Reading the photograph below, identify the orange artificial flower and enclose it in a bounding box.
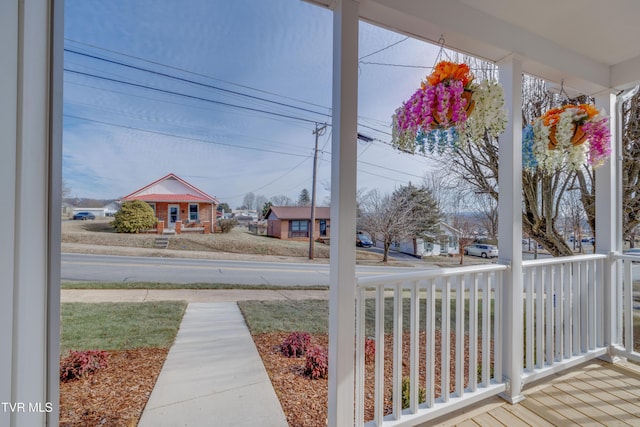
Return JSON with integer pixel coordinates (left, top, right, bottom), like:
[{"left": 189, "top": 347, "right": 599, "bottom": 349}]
[
  {"left": 542, "top": 104, "right": 599, "bottom": 126},
  {"left": 427, "top": 61, "right": 473, "bottom": 87},
  {"left": 576, "top": 103, "right": 598, "bottom": 119}
]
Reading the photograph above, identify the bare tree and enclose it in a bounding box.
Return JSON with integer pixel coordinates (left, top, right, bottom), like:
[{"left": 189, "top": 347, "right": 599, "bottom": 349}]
[
  {"left": 450, "top": 214, "right": 478, "bottom": 265},
  {"left": 473, "top": 192, "right": 498, "bottom": 240},
  {"left": 622, "top": 88, "right": 640, "bottom": 247},
  {"left": 271, "top": 194, "right": 293, "bottom": 206},
  {"left": 255, "top": 195, "right": 267, "bottom": 214},
  {"left": 560, "top": 187, "right": 587, "bottom": 252},
  {"left": 358, "top": 186, "right": 438, "bottom": 263},
  {"left": 242, "top": 192, "right": 256, "bottom": 210}
]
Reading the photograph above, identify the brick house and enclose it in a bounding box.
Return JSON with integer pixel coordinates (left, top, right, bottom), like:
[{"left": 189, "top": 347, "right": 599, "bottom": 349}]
[
  {"left": 122, "top": 173, "right": 218, "bottom": 234},
  {"left": 265, "top": 206, "right": 330, "bottom": 240}
]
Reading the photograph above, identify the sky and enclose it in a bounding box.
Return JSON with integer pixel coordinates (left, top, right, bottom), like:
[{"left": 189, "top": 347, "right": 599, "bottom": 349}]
[{"left": 63, "top": 0, "right": 443, "bottom": 209}]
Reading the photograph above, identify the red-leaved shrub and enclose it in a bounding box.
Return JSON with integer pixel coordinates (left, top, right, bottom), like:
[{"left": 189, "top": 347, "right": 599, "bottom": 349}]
[
  {"left": 304, "top": 345, "right": 328, "bottom": 380},
  {"left": 60, "top": 350, "right": 109, "bottom": 382},
  {"left": 280, "top": 331, "right": 311, "bottom": 358}
]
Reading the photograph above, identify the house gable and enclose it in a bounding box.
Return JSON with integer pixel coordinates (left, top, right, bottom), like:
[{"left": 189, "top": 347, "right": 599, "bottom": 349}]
[{"left": 122, "top": 173, "right": 218, "bottom": 204}]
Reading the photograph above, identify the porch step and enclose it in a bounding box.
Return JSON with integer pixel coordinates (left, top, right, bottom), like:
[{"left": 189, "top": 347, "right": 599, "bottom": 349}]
[{"left": 155, "top": 236, "right": 170, "bottom": 249}]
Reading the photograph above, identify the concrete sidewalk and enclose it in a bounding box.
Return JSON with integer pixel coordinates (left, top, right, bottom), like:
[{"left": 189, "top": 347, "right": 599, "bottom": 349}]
[
  {"left": 61, "top": 288, "right": 328, "bottom": 303},
  {"left": 137, "top": 302, "right": 288, "bottom": 427}
]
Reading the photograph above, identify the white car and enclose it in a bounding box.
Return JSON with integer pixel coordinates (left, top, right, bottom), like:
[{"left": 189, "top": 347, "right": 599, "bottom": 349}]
[{"left": 464, "top": 244, "right": 499, "bottom": 258}]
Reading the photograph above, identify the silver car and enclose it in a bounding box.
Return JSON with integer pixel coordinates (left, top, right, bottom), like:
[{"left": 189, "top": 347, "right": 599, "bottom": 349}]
[{"left": 464, "top": 243, "right": 498, "bottom": 258}]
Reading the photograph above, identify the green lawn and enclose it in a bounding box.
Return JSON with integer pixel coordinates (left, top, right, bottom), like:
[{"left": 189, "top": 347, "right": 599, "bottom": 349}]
[
  {"left": 61, "top": 281, "right": 328, "bottom": 290},
  {"left": 60, "top": 301, "right": 187, "bottom": 354},
  {"left": 238, "top": 297, "right": 486, "bottom": 336}
]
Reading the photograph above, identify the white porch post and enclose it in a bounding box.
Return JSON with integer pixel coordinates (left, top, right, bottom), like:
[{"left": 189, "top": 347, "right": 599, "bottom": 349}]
[
  {"left": 0, "top": 1, "right": 63, "bottom": 426},
  {"left": 497, "top": 56, "right": 524, "bottom": 403},
  {"left": 595, "top": 91, "right": 622, "bottom": 357},
  {"left": 328, "top": 1, "right": 359, "bottom": 426}
]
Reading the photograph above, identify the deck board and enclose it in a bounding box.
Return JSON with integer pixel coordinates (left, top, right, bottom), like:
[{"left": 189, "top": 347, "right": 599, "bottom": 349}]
[
  {"left": 430, "top": 361, "right": 640, "bottom": 427},
  {"left": 484, "top": 406, "right": 530, "bottom": 427},
  {"left": 553, "top": 381, "right": 636, "bottom": 425},
  {"left": 502, "top": 403, "right": 555, "bottom": 427}
]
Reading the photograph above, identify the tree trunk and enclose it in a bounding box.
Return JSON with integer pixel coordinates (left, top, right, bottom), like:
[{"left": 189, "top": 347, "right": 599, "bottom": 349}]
[{"left": 383, "top": 241, "right": 390, "bottom": 263}]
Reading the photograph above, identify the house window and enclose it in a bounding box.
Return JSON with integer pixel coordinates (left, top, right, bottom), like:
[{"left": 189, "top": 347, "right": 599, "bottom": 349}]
[
  {"left": 319, "top": 219, "right": 327, "bottom": 236},
  {"left": 289, "top": 220, "right": 309, "bottom": 238},
  {"left": 189, "top": 204, "right": 199, "bottom": 221},
  {"left": 148, "top": 203, "right": 156, "bottom": 216}
]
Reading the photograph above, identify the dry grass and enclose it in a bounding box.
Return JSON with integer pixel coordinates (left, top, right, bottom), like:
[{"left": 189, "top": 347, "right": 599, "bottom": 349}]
[{"left": 61, "top": 218, "right": 387, "bottom": 263}]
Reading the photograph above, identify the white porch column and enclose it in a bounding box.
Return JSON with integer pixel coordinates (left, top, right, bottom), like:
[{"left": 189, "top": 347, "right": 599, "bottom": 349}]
[
  {"left": 595, "top": 91, "right": 622, "bottom": 357},
  {"left": 328, "top": 1, "right": 359, "bottom": 426},
  {"left": 0, "top": 1, "right": 63, "bottom": 426},
  {"left": 497, "top": 56, "right": 524, "bottom": 403}
]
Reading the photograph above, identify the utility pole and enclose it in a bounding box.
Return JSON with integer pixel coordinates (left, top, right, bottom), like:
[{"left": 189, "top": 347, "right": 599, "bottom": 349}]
[{"left": 309, "top": 122, "right": 327, "bottom": 259}]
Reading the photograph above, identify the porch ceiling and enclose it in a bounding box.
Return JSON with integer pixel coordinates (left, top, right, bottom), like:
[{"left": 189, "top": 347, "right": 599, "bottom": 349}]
[{"left": 307, "top": 0, "right": 640, "bottom": 95}]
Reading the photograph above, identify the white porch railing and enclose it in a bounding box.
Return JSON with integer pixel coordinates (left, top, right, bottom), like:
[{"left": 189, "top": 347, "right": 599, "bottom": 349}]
[
  {"left": 613, "top": 254, "right": 640, "bottom": 363},
  {"left": 355, "top": 264, "right": 507, "bottom": 426},
  {"left": 354, "top": 252, "right": 638, "bottom": 426},
  {"left": 520, "top": 254, "right": 609, "bottom": 385}
]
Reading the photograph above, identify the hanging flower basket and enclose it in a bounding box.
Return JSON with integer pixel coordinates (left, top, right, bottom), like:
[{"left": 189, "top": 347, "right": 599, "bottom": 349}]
[
  {"left": 392, "top": 60, "right": 506, "bottom": 154},
  {"left": 548, "top": 122, "right": 587, "bottom": 149},
  {"left": 527, "top": 103, "right": 611, "bottom": 172}
]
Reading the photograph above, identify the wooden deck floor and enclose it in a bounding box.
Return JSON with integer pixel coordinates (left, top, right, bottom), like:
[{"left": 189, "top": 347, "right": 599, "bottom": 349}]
[{"left": 432, "top": 361, "right": 640, "bottom": 426}]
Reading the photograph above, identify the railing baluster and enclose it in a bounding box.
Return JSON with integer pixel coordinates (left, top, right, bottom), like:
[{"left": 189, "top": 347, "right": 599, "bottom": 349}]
[
  {"left": 564, "top": 260, "right": 572, "bottom": 359},
  {"left": 493, "top": 270, "right": 502, "bottom": 383},
  {"left": 455, "top": 275, "right": 464, "bottom": 397},
  {"left": 624, "top": 259, "right": 633, "bottom": 353},
  {"left": 442, "top": 277, "right": 451, "bottom": 402},
  {"left": 588, "top": 259, "right": 596, "bottom": 350},
  {"left": 572, "top": 262, "right": 580, "bottom": 355},
  {"left": 426, "top": 279, "right": 435, "bottom": 408},
  {"left": 536, "top": 265, "right": 544, "bottom": 369},
  {"left": 554, "top": 264, "right": 563, "bottom": 362},
  {"left": 469, "top": 273, "right": 478, "bottom": 393},
  {"left": 525, "top": 267, "right": 534, "bottom": 371},
  {"left": 409, "top": 280, "right": 419, "bottom": 414},
  {"left": 580, "top": 261, "right": 587, "bottom": 353},
  {"left": 545, "top": 265, "right": 553, "bottom": 366},
  {"left": 355, "top": 286, "right": 365, "bottom": 427},
  {"left": 374, "top": 285, "right": 384, "bottom": 425},
  {"left": 482, "top": 273, "right": 490, "bottom": 387},
  {"left": 596, "top": 258, "right": 604, "bottom": 347},
  {"left": 392, "top": 284, "right": 402, "bottom": 419}
]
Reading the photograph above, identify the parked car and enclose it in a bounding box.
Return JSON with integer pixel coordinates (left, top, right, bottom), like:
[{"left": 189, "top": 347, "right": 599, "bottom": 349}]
[
  {"left": 356, "top": 232, "right": 373, "bottom": 247},
  {"left": 464, "top": 243, "right": 498, "bottom": 258},
  {"left": 73, "top": 211, "right": 96, "bottom": 220},
  {"left": 623, "top": 248, "right": 640, "bottom": 256}
]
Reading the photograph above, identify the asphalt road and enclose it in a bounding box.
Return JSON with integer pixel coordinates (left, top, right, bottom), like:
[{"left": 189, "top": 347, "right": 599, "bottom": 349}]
[{"left": 61, "top": 253, "right": 433, "bottom": 286}]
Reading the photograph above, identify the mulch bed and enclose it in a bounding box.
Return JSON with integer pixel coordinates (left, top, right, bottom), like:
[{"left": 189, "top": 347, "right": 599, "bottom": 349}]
[
  {"left": 58, "top": 332, "right": 493, "bottom": 427},
  {"left": 253, "top": 331, "right": 488, "bottom": 427},
  {"left": 59, "top": 348, "right": 167, "bottom": 427}
]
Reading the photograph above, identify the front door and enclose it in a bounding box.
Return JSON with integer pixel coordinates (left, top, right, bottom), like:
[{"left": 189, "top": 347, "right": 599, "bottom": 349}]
[{"left": 168, "top": 204, "right": 179, "bottom": 229}]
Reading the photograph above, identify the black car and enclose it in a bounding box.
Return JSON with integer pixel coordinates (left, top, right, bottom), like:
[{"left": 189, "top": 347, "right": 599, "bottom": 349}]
[
  {"left": 73, "top": 211, "right": 96, "bottom": 220},
  {"left": 356, "top": 233, "right": 373, "bottom": 247}
]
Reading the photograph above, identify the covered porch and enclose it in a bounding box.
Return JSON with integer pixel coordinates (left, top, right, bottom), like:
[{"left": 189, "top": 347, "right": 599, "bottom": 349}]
[
  {"left": 312, "top": 0, "right": 640, "bottom": 426},
  {"left": 2, "top": 1, "right": 640, "bottom": 426}
]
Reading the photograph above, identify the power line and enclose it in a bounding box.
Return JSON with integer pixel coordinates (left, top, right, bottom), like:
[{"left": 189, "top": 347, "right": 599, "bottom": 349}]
[
  {"left": 64, "top": 43, "right": 395, "bottom": 137},
  {"left": 65, "top": 68, "right": 323, "bottom": 125},
  {"left": 64, "top": 114, "right": 314, "bottom": 158},
  {"left": 65, "top": 38, "right": 333, "bottom": 112},
  {"left": 65, "top": 48, "right": 333, "bottom": 119}
]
